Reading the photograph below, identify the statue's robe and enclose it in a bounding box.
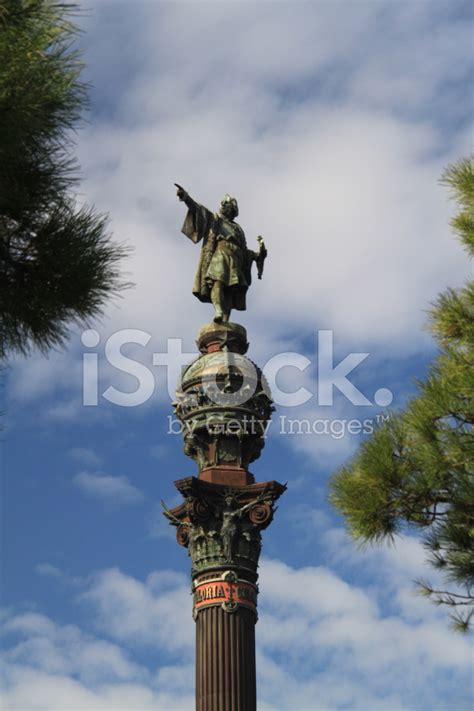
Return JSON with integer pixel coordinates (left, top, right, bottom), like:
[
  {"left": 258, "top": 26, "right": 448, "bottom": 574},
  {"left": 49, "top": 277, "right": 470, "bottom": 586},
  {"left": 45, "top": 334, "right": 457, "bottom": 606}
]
[{"left": 181, "top": 200, "right": 255, "bottom": 311}]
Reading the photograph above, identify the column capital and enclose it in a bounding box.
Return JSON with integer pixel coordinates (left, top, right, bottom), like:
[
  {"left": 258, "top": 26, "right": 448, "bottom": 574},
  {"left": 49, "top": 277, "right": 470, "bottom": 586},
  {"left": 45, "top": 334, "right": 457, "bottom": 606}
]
[{"left": 163, "top": 477, "right": 286, "bottom": 582}]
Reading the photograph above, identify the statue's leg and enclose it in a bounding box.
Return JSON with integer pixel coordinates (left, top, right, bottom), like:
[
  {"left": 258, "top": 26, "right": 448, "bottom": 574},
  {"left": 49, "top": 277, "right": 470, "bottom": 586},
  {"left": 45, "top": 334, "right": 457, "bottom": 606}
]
[
  {"left": 211, "top": 280, "right": 224, "bottom": 323},
  {"left": 222, "top": 287, "right": 232, "bottom": 323}
]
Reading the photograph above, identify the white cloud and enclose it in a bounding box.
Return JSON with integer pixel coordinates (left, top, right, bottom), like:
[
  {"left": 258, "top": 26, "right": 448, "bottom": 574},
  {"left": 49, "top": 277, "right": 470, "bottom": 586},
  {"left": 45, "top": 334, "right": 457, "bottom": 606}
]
[
  {"left": 0, "top": 666, "right": 194, "bottom": 711},
  {"left": 288, "top": 506, "right": 471, "bottom": 627},
  {"left": 0, "top": 610, "right": 194, "bottom": 709},
  {"left": 35, "top": 563, "right": 62, "bottom": 580},
  {"left": 6, "top": 2, "right": 471, "bottom": 445},
  {"left": 73, "top": 471, "right": 145, "bottom": 506},
  {"left": 2, "top": 549, "right": 472, "bottom": 710},
  {"left": 2, "top": 613, "right": 142, "bottom": 686},
  {"left": 10, "top": 0, "right": 466, "bottom": 455},
  {"left": 46, "top": 398, "right": 83, "bottom": 421},
  {"left": 81, "top": 567, "right": 193, "bottom": 655},
  {"left": 69, "top": 447, "right": 103, "bottom": 467},
  {"left": 256, "top": 556, "right": 472, "bottom": 709},
  {"left": 6, "top": 349, "right": 82, "bottom": 403},
  {"left": 74, "top": 0, "right": 470, "bottom": 353}
]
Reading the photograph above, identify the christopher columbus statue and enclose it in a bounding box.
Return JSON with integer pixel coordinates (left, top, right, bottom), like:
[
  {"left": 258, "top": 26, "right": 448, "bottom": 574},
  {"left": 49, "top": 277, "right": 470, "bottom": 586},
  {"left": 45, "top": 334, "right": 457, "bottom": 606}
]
[{"left": 175, "top": 184, "right": 267, "bottom": 323}]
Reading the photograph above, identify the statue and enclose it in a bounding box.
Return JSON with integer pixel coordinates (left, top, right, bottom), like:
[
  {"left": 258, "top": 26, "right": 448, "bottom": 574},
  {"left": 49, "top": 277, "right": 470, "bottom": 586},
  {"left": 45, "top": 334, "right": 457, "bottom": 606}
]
[
  {"left": 175, "top": 184, "right": 267, "bottom": 323},
  {"left": 220, "top": 492, "right": 270, "bottom": 562}
]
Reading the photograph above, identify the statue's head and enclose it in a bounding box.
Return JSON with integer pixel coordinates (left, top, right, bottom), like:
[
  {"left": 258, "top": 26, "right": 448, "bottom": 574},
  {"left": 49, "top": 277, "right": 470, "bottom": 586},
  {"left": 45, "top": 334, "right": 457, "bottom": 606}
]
[{"left": 219, "top": 194, "right": 239, "bottom": 219}]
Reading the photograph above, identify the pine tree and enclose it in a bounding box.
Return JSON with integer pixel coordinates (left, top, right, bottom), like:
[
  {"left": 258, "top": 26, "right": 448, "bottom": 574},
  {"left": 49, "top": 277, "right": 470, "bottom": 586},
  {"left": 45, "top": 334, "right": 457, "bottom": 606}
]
[
  {"left": 0, "top": 1, "right": 129, "bottom": 359},
  {"left": 330, "top": 156, "right": 474, "bottom": 632}
]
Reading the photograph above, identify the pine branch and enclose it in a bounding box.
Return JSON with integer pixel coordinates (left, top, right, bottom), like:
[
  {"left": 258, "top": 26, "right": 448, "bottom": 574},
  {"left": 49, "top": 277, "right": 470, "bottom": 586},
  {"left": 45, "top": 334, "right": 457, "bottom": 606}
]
[{"left": 0, "top": 0, "right": 131, "bottom": 358}]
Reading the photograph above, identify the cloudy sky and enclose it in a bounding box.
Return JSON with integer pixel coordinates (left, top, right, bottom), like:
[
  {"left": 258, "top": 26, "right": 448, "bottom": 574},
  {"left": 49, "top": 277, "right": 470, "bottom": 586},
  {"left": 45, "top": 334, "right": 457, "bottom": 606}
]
[{"left": 2, "top": 1, "right": 473, "bottom": 709}]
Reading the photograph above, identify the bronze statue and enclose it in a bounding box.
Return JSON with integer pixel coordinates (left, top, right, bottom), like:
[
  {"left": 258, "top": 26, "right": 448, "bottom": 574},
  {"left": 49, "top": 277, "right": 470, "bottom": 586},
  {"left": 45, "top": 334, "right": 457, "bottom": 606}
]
[
  {"left": 175, "top": 184, "right": 267, "bottom": 323},
  {"left": 220, "top": 495, "right": 257, "bottom": 562}
]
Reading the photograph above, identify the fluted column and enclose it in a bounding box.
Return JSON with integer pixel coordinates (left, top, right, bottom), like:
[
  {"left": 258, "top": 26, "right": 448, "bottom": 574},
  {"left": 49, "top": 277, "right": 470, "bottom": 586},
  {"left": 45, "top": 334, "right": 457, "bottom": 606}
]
[{"left": 196, "top": 606, "right": 256, "bottom": 711}]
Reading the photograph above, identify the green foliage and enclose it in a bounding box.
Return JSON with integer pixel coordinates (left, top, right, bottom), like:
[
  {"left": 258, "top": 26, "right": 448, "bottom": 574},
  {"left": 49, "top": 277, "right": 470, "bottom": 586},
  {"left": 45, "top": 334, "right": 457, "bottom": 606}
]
[
  {"left": 441, "top": 156, "right": 474, "bottom": 257},
  {"left": 0, "top": 1, "right": 129, "bottom": 357},
  {"left": 330, "top": 156, "right": 474, "bottom": 631}
]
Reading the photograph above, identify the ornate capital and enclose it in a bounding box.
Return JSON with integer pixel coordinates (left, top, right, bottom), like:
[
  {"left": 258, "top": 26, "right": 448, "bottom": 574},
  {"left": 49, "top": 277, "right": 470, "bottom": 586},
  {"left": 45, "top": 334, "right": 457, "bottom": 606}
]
[{"left": 163, "top": 478, "right": 286, "bottom": 579}]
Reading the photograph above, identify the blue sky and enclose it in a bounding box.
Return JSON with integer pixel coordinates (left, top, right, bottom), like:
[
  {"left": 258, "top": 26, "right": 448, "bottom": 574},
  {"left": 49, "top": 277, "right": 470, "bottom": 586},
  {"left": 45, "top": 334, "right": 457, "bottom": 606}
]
[{"left": 1, "top": 1, "right": 473, "bottom": 709}]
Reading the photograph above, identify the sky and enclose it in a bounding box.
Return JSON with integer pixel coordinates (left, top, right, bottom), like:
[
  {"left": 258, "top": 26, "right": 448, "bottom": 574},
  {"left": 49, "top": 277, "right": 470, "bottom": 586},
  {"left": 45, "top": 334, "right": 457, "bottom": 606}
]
[{"left": 1, "top": 1, "right": 473, "bottom": 709}]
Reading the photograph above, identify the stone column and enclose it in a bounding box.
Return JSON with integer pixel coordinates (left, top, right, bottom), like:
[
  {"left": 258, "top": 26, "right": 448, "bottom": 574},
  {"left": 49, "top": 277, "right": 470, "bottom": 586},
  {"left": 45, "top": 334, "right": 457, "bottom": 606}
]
[
  {"left": 164, "top": 323, "right": 286, "bottom": 710},
  {"left": 195, "top": 605, "right": 256, "bottom": 711}
]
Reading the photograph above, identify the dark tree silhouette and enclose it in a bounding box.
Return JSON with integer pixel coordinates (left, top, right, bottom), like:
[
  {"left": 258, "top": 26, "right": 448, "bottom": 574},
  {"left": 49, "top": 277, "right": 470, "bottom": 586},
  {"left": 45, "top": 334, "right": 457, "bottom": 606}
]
[{"left": 0, "top": 1, "right": 130, "bottom": 359}]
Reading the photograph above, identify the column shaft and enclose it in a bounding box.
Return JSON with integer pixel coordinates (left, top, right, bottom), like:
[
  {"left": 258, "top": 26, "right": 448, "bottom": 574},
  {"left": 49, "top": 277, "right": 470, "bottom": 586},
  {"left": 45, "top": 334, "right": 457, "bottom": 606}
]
[{"left": 196, "top": 606, "right": 256, "bottom": 711}]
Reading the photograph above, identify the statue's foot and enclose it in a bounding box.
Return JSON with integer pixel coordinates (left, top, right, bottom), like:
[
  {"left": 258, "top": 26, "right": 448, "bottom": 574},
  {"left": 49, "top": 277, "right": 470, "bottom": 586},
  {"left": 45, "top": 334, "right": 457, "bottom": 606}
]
[{"left": 213, "top": 313, "right": 223, "bottom": 323}]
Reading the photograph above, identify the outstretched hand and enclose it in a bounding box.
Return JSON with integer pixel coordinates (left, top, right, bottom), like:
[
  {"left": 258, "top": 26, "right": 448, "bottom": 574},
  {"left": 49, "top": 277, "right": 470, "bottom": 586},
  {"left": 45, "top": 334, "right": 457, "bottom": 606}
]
[{"left": 174, "top": 183, "right": 187, "bottom": 201}]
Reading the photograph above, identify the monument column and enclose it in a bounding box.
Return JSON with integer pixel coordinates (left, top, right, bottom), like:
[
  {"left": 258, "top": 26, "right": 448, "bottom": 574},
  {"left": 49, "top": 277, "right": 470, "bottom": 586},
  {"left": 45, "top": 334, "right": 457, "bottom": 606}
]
[
  {"left": 195, "top": 605, "right": 256, "bottom": 711},
  {"left": 164, "top": 323, "right": 286, "bottom": 711}
]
